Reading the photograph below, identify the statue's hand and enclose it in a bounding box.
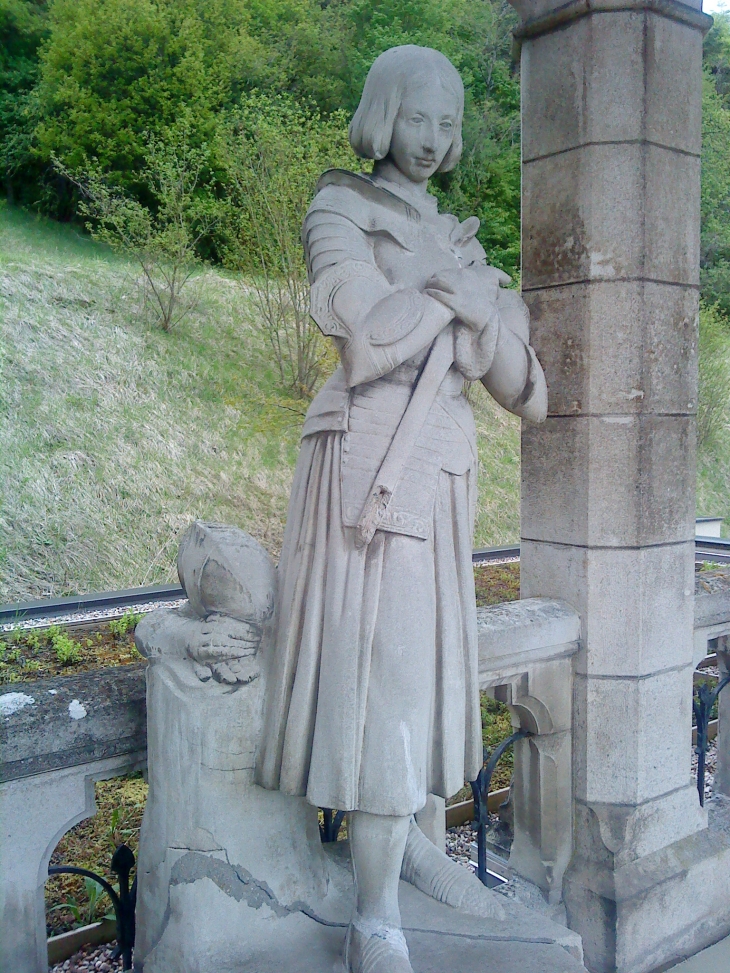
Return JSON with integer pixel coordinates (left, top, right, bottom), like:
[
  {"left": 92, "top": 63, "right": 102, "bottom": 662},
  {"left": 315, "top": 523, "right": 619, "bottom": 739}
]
[
  {"left": 425, "top": 265, "right": 510, "bottom": 332},
  {"left": 187, "top": 613, "right": 262, "bottom": 685}
]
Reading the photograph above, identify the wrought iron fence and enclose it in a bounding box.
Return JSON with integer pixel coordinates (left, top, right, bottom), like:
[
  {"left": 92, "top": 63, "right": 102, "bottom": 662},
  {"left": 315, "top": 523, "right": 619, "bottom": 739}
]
[
  {"left": 320, "top": 807, "right": 346, "bottom": 843},
  {"left": 470, "top": 729, "right": 531, "bottom": 887},
  {"left": 693, "top": 669, "right": 730, "bottom": 806},
  {"left": 48, "top": 843, "right": 136, "bottom": 970}
]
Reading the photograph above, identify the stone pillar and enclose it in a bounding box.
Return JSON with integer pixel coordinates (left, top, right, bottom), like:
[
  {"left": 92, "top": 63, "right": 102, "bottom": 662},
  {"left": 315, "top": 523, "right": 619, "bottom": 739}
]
[
  {"left": 513, "top": 1, "right": 730, "bottom": 971},
  {"left": 714, "top": 639, "right": 730, "bottom": 797}
]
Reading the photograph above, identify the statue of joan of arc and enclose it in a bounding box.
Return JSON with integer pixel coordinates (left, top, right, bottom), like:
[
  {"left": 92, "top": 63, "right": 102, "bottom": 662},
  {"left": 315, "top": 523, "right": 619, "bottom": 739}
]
[{"left": 256, "top": 44, "right": 547, "bottom": 973}]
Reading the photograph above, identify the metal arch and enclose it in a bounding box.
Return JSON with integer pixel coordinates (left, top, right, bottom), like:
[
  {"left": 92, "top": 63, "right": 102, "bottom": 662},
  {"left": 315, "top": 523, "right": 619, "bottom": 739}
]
[
  {"left": 470, "top": 729, "right": 532, "bottom": 887},
  {"left": 693, "top": 673, "right": 730, "bottom": 806},
  {"left": 48, "top": 843, "right": 136, "bottom": 970}
]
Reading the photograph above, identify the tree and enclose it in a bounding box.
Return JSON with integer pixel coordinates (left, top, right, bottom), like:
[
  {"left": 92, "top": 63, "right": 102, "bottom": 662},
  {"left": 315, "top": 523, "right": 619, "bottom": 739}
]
[
  {"left": 0, "top": 0, "right": 48, "bottom": 203},
  {"left": 702, "top": 14, "right": 730, "bottom": 318},
  {"left": 58, "top": 132, "right": 218, "bottom": 330},
  {"left": 218, "top": 95, "right": 356, "bottom": 396}
]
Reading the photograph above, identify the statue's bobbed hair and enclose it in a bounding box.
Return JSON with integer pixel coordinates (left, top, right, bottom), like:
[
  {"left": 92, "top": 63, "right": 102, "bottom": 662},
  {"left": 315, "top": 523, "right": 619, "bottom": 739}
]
[{"left": 349, "top": 46, "right": 464, "bottom": 173}]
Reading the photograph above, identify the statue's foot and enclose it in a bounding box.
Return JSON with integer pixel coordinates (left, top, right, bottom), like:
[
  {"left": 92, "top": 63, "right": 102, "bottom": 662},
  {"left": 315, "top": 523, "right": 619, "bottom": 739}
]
[
  {"left": 343, "top": 915, "right": 413, "bottom": 973},
  {"left": 401, "top": 818, "right": 506, "bottom": 920}
]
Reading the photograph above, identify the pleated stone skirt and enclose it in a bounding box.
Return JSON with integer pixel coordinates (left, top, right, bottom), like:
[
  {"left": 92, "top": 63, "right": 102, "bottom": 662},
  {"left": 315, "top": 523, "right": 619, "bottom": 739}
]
[{"left": 255, "top": 430, "right": 482, "bottom": 817}]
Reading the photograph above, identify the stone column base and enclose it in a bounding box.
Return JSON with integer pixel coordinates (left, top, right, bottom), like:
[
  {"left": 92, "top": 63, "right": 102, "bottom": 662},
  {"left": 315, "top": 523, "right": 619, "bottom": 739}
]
[{"left": 564, "top": 825, "right": 730, "bottom": 973}]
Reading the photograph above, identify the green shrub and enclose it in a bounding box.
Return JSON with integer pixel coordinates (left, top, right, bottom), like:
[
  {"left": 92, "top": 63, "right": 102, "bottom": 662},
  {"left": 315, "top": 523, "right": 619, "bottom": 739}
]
[
  {"left": 52, "top": 630, "right": 81, "bottom": 665},
  {"left": 108, "top": 609, "right": 143, "bottom": 637},
  {"left": 218, "top": 94, "right": 356, "bottom": 395},
  {"left": 698, "top": 302, "right": 730, "bottom": 451},
  {"left": 55, "top": 131, "right": 218, "bottom": 330}
]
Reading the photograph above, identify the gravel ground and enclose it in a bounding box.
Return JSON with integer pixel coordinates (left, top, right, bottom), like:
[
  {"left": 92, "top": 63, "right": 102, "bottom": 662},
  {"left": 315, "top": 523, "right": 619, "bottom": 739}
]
[
  {"left": 445, "top": 821, "right": 479, "bottom": 869},
  {"left": 49, "top": 942, "right": 122, "bottom": 972},
  {"left": 1, "top": 598, "right": 186, "bottom": 634},
  {"left": 696, "top": 567, "right": 730, "bottom": 595}
]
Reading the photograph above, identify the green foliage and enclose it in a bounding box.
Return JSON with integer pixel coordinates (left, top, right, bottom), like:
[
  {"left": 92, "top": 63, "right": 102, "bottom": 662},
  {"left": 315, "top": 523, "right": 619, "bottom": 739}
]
[
  {"left": 698, "top": 302, "right": 730, "bottom": 450},
  {"left": 704, "top": 11, "right": 730, "bottom": 104},
  {"left": 48, "top": 875, "right": 114, "bottom": 928},
  {"left": 52, "top": 629, "right": 81, "bottom": 664},
  {"left": 2, "top": 0, "right": 523, "bottom": 277},
  {"left": 480, "top": 693, "right": 514, "bottom": 785},
  {"left": 701, "top": 51, "right": 730, "bottom": 317},
  {"left": 108, "top": 608, "right": 143, "bottom": 637},
  {"left": 218, "top": 94, "right": 356, "bottom": 394},
  {"left": 33, "top": 0, "right": 258, "bottom": 204},
  {"left": 0, "top": 0, "right": 48, "bottom": 202},
  {"left": 56, "top": 131, "right": 218, "bottom": 329}
]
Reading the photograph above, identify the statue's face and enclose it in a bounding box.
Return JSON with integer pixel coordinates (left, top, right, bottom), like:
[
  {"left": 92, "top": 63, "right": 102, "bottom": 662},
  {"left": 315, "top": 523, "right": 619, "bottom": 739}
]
[{"left": 388, "top": 78, "right": 459, "bottom": 184}]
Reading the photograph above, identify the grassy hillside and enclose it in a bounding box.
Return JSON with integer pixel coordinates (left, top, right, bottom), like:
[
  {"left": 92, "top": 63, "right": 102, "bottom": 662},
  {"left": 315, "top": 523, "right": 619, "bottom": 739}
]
[
  {"left": 2, "top": 205, "right": 728, "bottom": 603},
  {"left": 0, "top": 204, "right": 522, "bottom": 602}
]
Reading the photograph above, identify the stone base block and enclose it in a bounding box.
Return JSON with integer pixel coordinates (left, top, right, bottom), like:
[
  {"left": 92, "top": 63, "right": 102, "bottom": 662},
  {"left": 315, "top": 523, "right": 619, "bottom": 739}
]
[
  {"left": 564, "top": 826, "right": 730, "bottom": 973},
  {"left": 138, "top": 854, "right": 587, "bottom": 973}
]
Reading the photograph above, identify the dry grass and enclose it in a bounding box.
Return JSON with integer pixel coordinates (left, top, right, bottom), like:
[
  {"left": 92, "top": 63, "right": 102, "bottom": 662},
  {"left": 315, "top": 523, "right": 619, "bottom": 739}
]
[
  {"left": 0, "top": 205, "right": 303, "bottom": 601},
  {"left": 3, "top": 202, "right": 726, "bottom": 601},
  {"left": 0, "top": 204, "right": 523, "bottom": 601}
]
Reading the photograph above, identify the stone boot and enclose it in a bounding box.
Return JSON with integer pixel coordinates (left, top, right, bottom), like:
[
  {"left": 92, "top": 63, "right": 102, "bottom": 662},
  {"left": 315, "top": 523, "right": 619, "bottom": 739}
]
[
  {"left": 400, "top": 817, "right": 506, "bottom": 919},
  {"left": 343, "top": 915, "right": 414, "bottom": 973}
]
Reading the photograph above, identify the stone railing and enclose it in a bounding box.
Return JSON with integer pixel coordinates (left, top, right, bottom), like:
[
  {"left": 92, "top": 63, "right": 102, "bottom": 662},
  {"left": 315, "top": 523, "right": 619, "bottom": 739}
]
[
  {"left": 476, "top": 597, "right": 579, "bottom": 905},
  {"left": 0, "top": 665, "right": 146, "bottom": 973},
  {"left": 2, "top": 586, "right": 729, "bottom": 973}
]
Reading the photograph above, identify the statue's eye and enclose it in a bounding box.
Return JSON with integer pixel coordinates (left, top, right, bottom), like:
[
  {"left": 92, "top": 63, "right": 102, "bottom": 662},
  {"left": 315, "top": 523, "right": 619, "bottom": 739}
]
[
  {"left": 440, "top": 121, "right": 453, "bottom": 131},
  {"left": 410, "top": 115, "right": 423, "bottom": 124}
]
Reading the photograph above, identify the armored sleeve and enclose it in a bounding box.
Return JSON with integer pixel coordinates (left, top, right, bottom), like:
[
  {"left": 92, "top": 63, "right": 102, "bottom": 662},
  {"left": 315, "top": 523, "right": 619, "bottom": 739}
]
[
  {"left": 303, "top": 199, "right": 453, "bottom": 388},
  {"left": 478, "top": 291, "right": 547, "bottom": 423}
]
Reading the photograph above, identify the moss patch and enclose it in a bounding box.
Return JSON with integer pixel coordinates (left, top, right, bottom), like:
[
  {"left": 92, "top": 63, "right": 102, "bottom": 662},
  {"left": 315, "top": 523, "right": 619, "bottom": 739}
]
[
  {"left": 473, "top": 561, "right": 520, "bottom": 607},
  {"left": 0, "top": 611, "right": 143, "bottom": 685}
]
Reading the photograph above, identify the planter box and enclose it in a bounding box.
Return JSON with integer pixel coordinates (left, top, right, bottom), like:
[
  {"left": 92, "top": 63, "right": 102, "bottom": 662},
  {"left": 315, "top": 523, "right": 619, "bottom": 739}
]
[{"left": 47, "top": 918, "right": 116, "bottom": 965}]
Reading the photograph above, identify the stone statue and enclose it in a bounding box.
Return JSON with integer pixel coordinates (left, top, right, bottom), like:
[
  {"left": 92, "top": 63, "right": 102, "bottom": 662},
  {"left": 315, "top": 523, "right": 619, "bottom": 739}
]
[
  {"left": 254, "top": 44, "right": 547, "bottom": 973},
  {"left": 134, "top": 44, "right": 551, "bottom": 973}
]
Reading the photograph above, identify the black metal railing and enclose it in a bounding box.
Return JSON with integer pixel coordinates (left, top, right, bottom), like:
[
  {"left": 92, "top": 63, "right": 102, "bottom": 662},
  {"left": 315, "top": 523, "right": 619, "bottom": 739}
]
[
  {"left": 48, "top": 844, "right": 136, "bottom": 970},
  {"left": 693, "top": 670, "right": 730, "bottom": 806},
  {"left": 320, "top": 808, "right": 346, "bottom": 843},
  {"left": 470, "top": 729, "right": 531, "bottom": 887}
]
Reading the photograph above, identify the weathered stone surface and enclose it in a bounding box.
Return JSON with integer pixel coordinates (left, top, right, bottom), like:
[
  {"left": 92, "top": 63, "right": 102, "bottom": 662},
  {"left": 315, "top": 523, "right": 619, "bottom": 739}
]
[
  {"left": 523, "top": 142, "right": 700, "bottom": 292},
  {"left": 522, "top": 11, "right": 703, "bottom": 160},
  {"left": 572, "top": 668, "right": 695, "bottom": 806},
  {"left": 476, "top": 599, "right": 579, "bottom": 903},
  {"left": 136, "top": 614, "right": 585, "bottom": 973},
  {"left": 644, "top": 143, "right": 702, "bottom": 285},
  {"left": 142, "top": 873, "right": 587, "bottom": 973},
  {"left": 521, "top": 541, "right": 695, "bottom": 678},
  {"left": 0, "top": 753, "right": 145, "bottom": 973},
  {"left": 0, "top": 664, "right": 146, "bottom": 783},
  {"left": 521, "top": 417, "right": 696, "bottom": 548},
  {"left": 523, "top": 281, "right": 698, "bottom": 418},
  {"left": 518, "top": 1, "right": 720, "bottom": 966},
  {"left": 477, "top": 598, "right": 580, "bottom": 670},
  {"left": 523, "top": 143, "right": 644, "bottom": 290},
  {"left": 564, "top": 824, "right": 730, "bottom": 973}
]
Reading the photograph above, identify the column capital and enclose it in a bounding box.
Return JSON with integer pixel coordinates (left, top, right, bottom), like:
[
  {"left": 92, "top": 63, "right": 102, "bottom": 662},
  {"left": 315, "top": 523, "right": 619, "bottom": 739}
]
[{"left": 512, "top": 0, "right": 713, "bottom": 40}]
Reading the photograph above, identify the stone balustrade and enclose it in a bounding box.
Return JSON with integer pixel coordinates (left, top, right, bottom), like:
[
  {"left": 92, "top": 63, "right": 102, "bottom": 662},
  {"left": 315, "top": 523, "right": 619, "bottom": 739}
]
[{"left": 1, "top": 587, "right": 729, "bottom": 972}]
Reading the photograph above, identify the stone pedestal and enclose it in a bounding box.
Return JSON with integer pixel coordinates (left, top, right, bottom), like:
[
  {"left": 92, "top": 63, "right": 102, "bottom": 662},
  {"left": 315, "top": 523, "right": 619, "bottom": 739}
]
[
  {"left": 134, "top": 608, "right": 587, "bottom": 973},
  {"left": 513, "top": 1, "right": 730, "bottom": 970}
]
